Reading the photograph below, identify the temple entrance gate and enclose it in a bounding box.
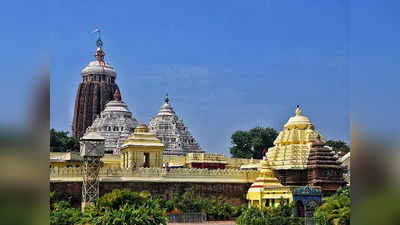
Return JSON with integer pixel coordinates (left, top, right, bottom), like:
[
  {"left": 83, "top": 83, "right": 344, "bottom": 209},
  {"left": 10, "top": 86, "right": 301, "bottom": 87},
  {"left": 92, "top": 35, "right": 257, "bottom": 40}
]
[{"left": 292, "top": 186, "right": 322, "bottom": 225}]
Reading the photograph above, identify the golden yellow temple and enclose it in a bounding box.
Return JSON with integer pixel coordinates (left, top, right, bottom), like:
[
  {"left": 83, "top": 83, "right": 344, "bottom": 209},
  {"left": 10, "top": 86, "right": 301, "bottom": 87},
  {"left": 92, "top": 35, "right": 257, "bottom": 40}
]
[
  {"left": 120, "top": 123, "right": 165, "bottom": 168},
  {"left": 246, "top": 157, "right": 292, "bottom": 208},
  {"left": 267, "top": 106, "right": 324, "bottom": 171}
]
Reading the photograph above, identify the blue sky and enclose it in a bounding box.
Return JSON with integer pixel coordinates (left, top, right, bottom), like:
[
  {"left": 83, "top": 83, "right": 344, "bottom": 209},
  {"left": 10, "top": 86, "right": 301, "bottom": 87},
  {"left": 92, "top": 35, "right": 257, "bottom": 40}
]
[
  {"left": 6, "top": 0, "right": 400, "bottom": 155},
  {"left": 51, "top": 1, "right": 350, "bottom": 155}
]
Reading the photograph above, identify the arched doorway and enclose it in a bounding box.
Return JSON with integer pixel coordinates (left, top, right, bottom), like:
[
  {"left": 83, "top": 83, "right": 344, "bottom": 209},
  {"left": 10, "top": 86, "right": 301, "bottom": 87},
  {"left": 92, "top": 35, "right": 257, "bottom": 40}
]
[{"left": 295, "top": 200, "right": 305, "bottom": 217}]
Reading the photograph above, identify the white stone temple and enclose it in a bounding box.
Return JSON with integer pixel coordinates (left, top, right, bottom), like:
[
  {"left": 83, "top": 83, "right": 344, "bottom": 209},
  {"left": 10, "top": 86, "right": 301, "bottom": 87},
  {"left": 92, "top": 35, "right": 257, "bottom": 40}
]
[
  {"left": 149, "top": 95, "right": 204, "bottom": 156},
  {"left": 85, "top": 89, "right": 138, "bottom": 154}
]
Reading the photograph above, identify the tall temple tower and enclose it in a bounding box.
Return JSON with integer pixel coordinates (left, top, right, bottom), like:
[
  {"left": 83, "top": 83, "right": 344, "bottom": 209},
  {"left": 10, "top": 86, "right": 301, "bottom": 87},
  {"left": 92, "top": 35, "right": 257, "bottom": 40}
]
[
  {"left": 72, "top": 33, "right": 120, "bottom": 138},
  {"left": 149, "top": 94, "right": 204, "bottom": 155}
]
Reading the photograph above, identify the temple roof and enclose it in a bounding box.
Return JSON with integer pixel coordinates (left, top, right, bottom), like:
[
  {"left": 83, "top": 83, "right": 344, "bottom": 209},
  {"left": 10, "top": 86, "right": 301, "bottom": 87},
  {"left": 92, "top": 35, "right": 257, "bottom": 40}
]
[
  {"left": 247, "top": 157, "right": 290, "bottom": 194},
  {"left": 103, "top": 90, "right": 130, "bottom": 113},
  {"left": 81, "top": 131, "right": 105, "bottom": 141},
  {"left": 266, "top": 106, "right": 324, "bottom": 170},
  {"left": 86, "top": 89, "right": 138, "bottom": 154},
  {"left": 149, "top": 94, "right": 203, "bottom": 155},
  {"left": 121, "top": 124, "right": 164, "bottom": 149},
  {"left": 284, "top": 105, "right": 313, "bottom": 129},
  {"left": 307, "top": 136, "right": 343, "bottom": 169},
  {"left": 157, "top": 94, "right": 177, "bottom": 117}
]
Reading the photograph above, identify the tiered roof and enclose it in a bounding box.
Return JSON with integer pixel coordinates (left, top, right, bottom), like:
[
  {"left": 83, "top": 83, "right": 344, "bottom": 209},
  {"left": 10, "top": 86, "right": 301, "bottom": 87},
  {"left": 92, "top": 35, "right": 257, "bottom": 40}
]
[
  {"left": 85, "top": 89, "right": 138, "bottom": 154},
  {"left": 149, "top": 95, "right": 203, "bottom": 155},
  {"left": 267, "top": 106, "right": 324, "bottom": 170}
]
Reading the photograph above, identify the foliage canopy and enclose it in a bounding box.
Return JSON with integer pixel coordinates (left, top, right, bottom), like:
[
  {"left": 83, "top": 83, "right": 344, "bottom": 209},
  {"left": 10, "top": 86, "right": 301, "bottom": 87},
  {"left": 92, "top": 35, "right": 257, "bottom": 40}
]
[
  {"left": 314, "top": 186, "right": 350, "bottom": 225},
  {"left": 325, "top": 140, "right": 350, "bottom": 154},
  {"left": 50, "top": 128, "right": 80, "bottom": 152},
  {"left": 230, "top": 127, "right": 278, "bottom": 159}
]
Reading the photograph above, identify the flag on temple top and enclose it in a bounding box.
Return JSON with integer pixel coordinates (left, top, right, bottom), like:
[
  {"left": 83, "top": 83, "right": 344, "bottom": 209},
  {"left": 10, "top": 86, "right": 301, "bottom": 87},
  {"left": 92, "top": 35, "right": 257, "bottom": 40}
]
[{"left": 262, "top": 148, "right": 267, "bottom": 155}]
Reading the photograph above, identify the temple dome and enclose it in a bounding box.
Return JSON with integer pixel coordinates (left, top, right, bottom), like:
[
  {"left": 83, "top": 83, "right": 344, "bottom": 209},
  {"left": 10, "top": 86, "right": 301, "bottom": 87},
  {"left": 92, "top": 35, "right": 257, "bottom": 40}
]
[
  {"left": 284, "top": 106, "right": 312, "bottom": 129},
  {"left": 81, "top": 61, "right": 116, "bottom": 77},
  {"left": 103, "top": 89, "right": 130, "bottom": 113},
  {"left": 85, "top": 89, "right": 138, "bottom": 154}
]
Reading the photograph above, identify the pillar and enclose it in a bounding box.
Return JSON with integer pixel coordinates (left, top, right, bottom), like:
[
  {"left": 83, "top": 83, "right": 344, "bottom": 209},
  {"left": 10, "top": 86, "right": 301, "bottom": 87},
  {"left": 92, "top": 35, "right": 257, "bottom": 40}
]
[
  {"left": 127, "top": 152, "right": 132, "bottom": 168},
  {"left": 121, "top": 153, "right": 125, "bottom": 168}
]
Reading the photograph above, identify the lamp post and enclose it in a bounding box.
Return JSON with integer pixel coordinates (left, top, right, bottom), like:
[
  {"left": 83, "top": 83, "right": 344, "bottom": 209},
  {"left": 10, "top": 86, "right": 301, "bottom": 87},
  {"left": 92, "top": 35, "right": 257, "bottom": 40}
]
[{"left": 80, "top": 131, "right": 105, "bottom": 212}]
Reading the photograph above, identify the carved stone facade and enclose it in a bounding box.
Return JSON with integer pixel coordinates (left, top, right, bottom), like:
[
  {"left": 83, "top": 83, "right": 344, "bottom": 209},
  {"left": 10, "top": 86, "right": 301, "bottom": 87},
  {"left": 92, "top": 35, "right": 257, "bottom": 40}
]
[
  {"left": 149, "top": 95, "right": 203, "bottom": 155},
  {"left": 72, "top": 37, "right": 120, "bottom": 138},
  {"left": 85, "top": 89, "right": 138, "bottom": 154}
]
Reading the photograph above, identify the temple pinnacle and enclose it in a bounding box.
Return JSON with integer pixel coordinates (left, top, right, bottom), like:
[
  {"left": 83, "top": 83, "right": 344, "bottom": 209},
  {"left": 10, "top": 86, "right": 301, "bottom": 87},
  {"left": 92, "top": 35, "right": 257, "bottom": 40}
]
[
  {"left": 165, "top": 93, "right": 169, "bottom": 103},
  {"left": 295, "top": 105, "right": 301, "bottom": 116},
  {"left": 93, "top": 28, "right": 105, "bottom": 65}
]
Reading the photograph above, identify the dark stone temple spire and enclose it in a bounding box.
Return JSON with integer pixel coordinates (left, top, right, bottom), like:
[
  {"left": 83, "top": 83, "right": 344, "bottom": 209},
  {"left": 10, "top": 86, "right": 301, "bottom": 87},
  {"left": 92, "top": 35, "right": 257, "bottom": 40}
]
[
  {"left": 307, "top": 135, "right": 347, "bottom": 196},
  {"left": 72, "top": 32, "right": 120, "bottom": 138}
]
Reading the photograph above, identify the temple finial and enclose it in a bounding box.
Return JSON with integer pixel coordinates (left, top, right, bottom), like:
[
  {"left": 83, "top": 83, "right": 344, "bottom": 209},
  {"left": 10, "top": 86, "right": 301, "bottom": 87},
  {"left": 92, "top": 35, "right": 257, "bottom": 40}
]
[
  {"left": 295, "top": 105, "right": 301, "bottom": 116},
  {"left": 113, "top": 89, "right": 121, "bottom": 101},
  {"left": 93, "top": 28, "right": 105, "bottom": 65},
  {"left": 93, "top": 28, "right": 102, "bottom": 47},
  {"left": 165, "top": 93, "right": 169, "bottom": 103}
]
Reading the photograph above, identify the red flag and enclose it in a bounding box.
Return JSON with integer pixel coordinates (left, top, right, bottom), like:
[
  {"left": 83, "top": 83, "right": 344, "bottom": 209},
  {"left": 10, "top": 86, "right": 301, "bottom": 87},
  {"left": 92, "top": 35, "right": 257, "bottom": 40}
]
[{"left": 262, "top": 148, "right": 267, "bottom": 155}]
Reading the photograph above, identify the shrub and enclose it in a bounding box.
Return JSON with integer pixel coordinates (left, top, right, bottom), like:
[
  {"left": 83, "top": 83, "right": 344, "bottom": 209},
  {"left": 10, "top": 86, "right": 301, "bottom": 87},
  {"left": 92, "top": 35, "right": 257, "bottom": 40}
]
[
  {"left": 81, "top": 189, "right": 168, "bottom": 225},
  {"left": 160, "top": 188, "right": 245, "bottom": 220},
  {"left": 50, "top": 189, "right": 169, "bottom": 225},
  {"left": 314, "top": 186, "right": 350, "bottom": 225},
  {"left": 236, "top": 199, "right": 303, "bottom": 225},
  {"left": 50, "top": 200, "right": 82, "bottom": 225}
]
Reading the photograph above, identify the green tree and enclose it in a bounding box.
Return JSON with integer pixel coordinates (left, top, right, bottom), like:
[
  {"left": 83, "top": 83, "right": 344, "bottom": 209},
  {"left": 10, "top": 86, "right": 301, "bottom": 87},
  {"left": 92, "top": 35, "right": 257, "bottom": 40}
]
[
  {"left": 325, "top": 140, "right": 350, "bottom": 154},
  {"left": 159, "top": 188, "right": 244, "bottom": 221},
  {"left": 236, "top": 199, "right": 304, "bottom": 225},
  {"left": 50, "top": 128, "right": 80, "bottom": 152},
  {"left": 50, "top": 200, "right": 82, "bottom": 225},
  {"left": 314, "top": 186, "right": 350, "bottom": 225},
  {"left": 81, "top": 189, "right": 168, "bottom": 225},
  {"left": 230, "top": 127, "right": 278, "bottom": 159}
]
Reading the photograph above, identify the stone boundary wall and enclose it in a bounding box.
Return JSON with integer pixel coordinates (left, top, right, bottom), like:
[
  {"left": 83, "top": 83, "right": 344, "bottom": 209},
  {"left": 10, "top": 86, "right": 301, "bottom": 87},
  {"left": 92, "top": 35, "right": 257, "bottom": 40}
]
[
  {"left": 51, "top": 182, "right": 252, "bottom": 207},
  {"left": 50, "top": 167, "right": 259, "bottom": 183}
]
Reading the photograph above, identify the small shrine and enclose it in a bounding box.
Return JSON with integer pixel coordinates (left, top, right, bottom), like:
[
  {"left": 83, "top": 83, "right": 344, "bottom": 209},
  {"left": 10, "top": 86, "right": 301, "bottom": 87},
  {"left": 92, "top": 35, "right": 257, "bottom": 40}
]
[
  {"left": 246, "top": 157, "right": 293, "bottom": 208},
  {"left": 307, "top": 136, "right": 346, "bottom": 196},
  {"left": 120, "top": 123, "right": 164, "bottom": 168}
]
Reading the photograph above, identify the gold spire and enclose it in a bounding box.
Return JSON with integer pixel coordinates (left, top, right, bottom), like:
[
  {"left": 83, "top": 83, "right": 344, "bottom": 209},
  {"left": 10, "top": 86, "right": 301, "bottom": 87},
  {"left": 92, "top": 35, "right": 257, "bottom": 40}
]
[{"left": 295, "top": 105, "right": 301, "bottom": 116}]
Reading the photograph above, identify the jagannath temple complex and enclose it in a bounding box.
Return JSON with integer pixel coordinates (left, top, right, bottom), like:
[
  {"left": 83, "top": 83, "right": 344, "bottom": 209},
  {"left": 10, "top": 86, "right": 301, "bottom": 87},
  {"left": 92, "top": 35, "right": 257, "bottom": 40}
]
[
  {"left": 51, "top": 33, "right": 348, "bottom": 211},
  {"left": 72, "top": 34, "right": 120, "bottom": 138},
  {"left": 149, "top": 95, "right": 203, "bottom": 156},
  {"left": 85, "top": 89, "right": 138, "bottom": 154}
]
